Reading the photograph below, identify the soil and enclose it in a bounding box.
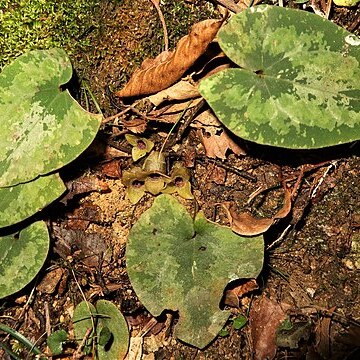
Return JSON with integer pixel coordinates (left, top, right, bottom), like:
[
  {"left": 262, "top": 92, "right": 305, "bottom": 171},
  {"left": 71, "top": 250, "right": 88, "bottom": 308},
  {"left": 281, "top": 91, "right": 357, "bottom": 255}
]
[{"left": 1, "top": 1, "right": 360, "bottom": 359}]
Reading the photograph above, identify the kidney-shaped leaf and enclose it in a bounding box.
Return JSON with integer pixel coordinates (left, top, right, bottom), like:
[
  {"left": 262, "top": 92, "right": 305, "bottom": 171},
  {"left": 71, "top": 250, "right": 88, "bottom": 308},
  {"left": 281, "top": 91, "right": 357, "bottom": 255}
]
[
  {"left": 199, "top": 5, "right": 360, "bottom": 149},
  {"left": 0, "top": 48, "right": 102, "bottom": 187},
  {"left": 0, "top": 174, "right": 66, "bottom": 229},
  {"left": 0, "top": 221, "right": 49, "bottom": 299},
  {"left": 126, "top": 194, "right": 264, "bottom": 349}
]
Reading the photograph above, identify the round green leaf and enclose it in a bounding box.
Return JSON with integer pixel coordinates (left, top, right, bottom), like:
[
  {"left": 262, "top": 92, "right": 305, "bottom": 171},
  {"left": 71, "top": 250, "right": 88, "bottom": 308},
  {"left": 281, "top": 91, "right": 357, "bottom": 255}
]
[
  {"left": 96, "top": 300, "right": 129, "bottom": 360},
  {"left": 0, "top": 48, "right": 102, "bottom": 187},
  {"left": 199, "top": 5, "right": 360, "bottom": 149},
  {"left": 0, "top": 174, "right": 66, "bottom": 229},
  {"left": 127, "top": 194, "right": 264, "bottom": 349},
  {"left": 0, "top": 221, "right": 49, "bottom": 299}
]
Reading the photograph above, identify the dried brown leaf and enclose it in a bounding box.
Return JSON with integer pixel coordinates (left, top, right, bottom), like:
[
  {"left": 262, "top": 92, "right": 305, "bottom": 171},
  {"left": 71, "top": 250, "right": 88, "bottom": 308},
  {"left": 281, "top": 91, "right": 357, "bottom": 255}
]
[
  {"left": 193, "top": 109, "right": 222, "bottom": 127},
  {"left": 249, "top": 296, "right": 291, "bottom": 360},
  {"left": 101, "top": 160, "right": 122, "bottom": 178},
  {"left": 147, "top": 80, "right": 200, "bottom": 106},
  {"left": 150, "top": 97, "right": 203, "bottom": 123},
  {"left": 123, "top": 118, "right": 148, "bottom": 133},
  {"left": 37, "top": 268, "right": 65, "bottom": 294},
  {"left": 115, "top": 19, "right": 223, "bottom": 98},
  {"left": 224, "top": 188, "right": 292, "bottom": 236},
  {"left": 315, "top": 307, "right": 336, "bottom": 359},
  {"left": 223, "top": 279, "right": 259, "bottom": 307},
  {"left": 198, "top": 128, "right": 246, "bottom": 159}
]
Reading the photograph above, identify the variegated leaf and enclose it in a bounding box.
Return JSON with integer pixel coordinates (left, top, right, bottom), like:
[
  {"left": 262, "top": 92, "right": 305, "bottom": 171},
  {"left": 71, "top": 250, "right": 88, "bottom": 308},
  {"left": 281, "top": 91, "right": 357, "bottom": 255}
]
[
  {"left": 0, "top": 221, "right": 49, "bottom": 299},
  {"left": 0, "top": 48, "right": 102, "bottom": 187},
  {"left": 127, "top": 194, "right": 264, "bottom": 349},
  {"left": 199, "top": 5, "right": 360, "bottom": 148},
  {"left": 0, "top": 174, "right": 66, "bottom": 229}
]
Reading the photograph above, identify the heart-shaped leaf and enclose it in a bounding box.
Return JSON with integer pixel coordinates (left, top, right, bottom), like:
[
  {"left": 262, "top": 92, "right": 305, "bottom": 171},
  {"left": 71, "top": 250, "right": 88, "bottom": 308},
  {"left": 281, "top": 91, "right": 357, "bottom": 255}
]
[
  {"left": 199, "top": 5, "right": 360, "bottom": 149},
  {"left": 127, "top": 194, "right": 264, "bottom": 349},
  {"left": 0, "top": 221, "right": 49, "bottom": 299},
  {"left": 0, "top": 174, "right": 66, "bottom": 229},
  {"left": 0, "top": 48, "right": 102, "bottom": 187}
]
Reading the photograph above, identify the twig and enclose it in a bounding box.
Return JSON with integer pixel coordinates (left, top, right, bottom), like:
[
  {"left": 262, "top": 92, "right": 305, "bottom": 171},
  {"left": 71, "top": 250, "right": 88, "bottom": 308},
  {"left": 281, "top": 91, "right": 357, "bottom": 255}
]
[
  {"left": 159, "top": 100, "right": 193, "bottom": 156},
  {"left": 168, "top": 99, "right": 206, "bottom": 148},
  {"left": 73, "top": 327, "right": 92, "bottom": 360},
  {"left": 44, "top": 302, "right": 51, "bottom": 338},
  {"left": 349, "top": 14, "right": 360, "bottom": 32},
  {"left": 149, "top": 0, "right": 169, "bottom": 51},
  {"left": 196, "top": 156, "right": 257, "bottom": 182},
  {"left": 266, "top": 224, "right": 292, "bottom": 251},
  {"left": 311, "top": 161, "right": 337, "bottom": 198}
]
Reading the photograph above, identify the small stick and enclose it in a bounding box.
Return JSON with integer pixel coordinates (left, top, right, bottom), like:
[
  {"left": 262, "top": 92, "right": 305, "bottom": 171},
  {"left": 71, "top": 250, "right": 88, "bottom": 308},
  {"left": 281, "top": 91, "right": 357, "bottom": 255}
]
[
  {"left": 149, "top": 0, "right": 169, "bottom": 51},
  {"left": 196, "top": 156, "right": 257, "bottom": 182}
]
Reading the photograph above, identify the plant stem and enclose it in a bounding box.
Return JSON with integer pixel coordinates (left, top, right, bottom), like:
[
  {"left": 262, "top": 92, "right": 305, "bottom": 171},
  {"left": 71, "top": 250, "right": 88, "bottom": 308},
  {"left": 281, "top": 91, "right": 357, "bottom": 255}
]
[{"left": 0, "top": 323, "right": 44, "bottom": 358}]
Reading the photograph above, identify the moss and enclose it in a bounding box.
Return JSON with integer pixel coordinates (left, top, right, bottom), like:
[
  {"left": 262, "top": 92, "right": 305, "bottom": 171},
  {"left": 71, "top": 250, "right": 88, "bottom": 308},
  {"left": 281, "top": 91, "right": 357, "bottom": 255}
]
[{"left": 0, "top": 0, "right": 101, "bottom": 69}]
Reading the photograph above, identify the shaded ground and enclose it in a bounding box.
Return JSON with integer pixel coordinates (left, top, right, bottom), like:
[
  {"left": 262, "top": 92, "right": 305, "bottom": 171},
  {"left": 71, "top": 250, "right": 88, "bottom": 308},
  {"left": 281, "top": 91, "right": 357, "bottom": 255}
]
[{"left": 1, "top": 1, "right": 360, "bottom": 359}]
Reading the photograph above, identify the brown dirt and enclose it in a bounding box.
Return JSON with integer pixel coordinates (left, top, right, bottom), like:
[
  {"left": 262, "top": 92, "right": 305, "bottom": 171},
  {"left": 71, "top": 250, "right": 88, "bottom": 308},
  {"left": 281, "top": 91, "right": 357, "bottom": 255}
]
[{"left": 1, "top": 1, "right": 360, "bottom": 359}]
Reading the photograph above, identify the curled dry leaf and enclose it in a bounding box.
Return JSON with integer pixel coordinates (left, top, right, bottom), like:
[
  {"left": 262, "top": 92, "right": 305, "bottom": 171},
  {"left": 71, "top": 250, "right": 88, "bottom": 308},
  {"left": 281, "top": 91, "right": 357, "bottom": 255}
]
[
  {"left": 115, "top": 19, "right": 223, "bottom": 98},
  {"left": 223, "top": 187, "right": 292, "bottom": 236},
  {"left": 223, "top": 279, "right": 259, "bottom": 308}
]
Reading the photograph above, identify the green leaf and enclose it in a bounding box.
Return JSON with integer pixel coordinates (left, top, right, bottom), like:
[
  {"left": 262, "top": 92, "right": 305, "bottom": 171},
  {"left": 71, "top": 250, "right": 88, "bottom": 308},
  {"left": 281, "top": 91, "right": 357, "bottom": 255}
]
[
  {"left": 0, "top": 221, "right": 49, "bottom": 299},
  {"left": 98, "top": 326, "right": 112, "bottom": 347},
  {"left": 199, "top": 5, "right": 360, "bottom": 149},
  {"left": 73, "top": 301, "right": 97, "bottom": 355},
  {"left": 218, "top": 328, "right": 230, "bottom": 337},
  {"left": 96, "top": 300, "right": 129, "bottom": 360},
  {"left": 0, "top": 174, "right": 66, "bottom": 229},
  {"left": 47, "top": 329, "right": 68, "bottom": 356},
  {"left": 333, "top": 0, "right": 359, "bottom": 6},
  {"left": 232, "top": 315, "right": 247, "bottom": 330},
  {"left": 127, "top": 194, "right": 264, "bottom": 349},
  {"left": 0, "top": 48, "right": 102, "bottom": 187}
]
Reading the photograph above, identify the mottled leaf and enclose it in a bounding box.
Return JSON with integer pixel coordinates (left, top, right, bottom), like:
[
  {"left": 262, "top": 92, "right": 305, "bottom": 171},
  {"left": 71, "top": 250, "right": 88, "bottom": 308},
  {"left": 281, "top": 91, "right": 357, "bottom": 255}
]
[
  {"left": 199, "top": 5, "right": 360, "bottom": 148},
  {"left": 0, "top": 221, "right": 49, "bottom": 299},
  {"left": 127, "top": 194, "right": 264, "bottom": 349},
  {"left": 96, "top": 300, "right": 129, "bottom": 360},
  {"left": 0, "top": 174, "right": 66, "bottom": 229},
  {"left": 0, "top": 48, "right": 102, "bottom": 187}
]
